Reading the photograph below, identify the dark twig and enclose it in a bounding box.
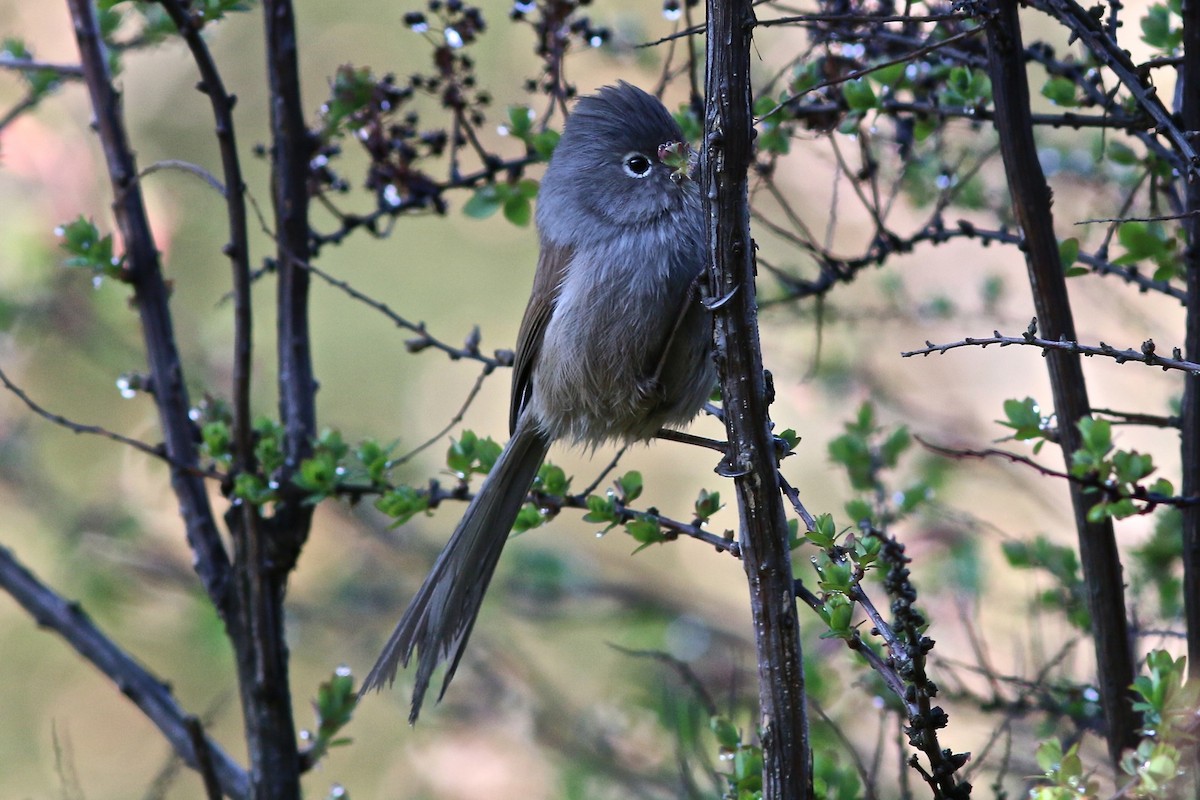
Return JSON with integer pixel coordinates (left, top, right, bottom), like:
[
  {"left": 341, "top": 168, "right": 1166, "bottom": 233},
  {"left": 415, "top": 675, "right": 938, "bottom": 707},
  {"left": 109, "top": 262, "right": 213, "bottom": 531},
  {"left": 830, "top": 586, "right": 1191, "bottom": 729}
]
[
  {"left": 184, "top": 717, "right": 224, "bottom": 800},
  {"left": 577, "top": 447, "right": 628, "bottom": 499},
  {"left": 764, "top": 219, "right": 1184, "bottom": 307},
  {"left": 0, "top": 92, "right": 42, "bottom": 132},
  {"left": 1076, "top": 210, "right": 1200, "bottom": 225},
  {"left": 1090, "top": 408, "right": 1180, "bottom": 429},
  {"left": 810, "top": 699, "right": 880, "bottom": 800}
]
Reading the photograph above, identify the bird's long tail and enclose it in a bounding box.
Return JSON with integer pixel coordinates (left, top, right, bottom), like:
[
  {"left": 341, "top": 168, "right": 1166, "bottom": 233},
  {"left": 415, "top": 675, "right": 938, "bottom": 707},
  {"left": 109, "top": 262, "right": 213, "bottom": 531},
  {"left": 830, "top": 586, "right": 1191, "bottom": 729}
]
[{"left": 360, "top": 416, "right": 551, "bottom": 722}]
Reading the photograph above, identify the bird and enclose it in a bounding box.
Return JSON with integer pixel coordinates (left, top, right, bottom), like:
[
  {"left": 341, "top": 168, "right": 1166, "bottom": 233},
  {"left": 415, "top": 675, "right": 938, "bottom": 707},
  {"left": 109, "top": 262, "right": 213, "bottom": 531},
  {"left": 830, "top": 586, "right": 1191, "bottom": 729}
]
[{"left": 361, "top": 82, "right": 714, "bottom": 722}]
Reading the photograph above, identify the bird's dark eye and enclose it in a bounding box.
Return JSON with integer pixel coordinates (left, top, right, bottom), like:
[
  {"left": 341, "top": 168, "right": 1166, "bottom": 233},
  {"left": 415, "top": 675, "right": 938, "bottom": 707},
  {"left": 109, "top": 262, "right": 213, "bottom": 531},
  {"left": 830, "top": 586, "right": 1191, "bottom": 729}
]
[{"left": 622, "top": 152, "right": 653, "bottom": 178}]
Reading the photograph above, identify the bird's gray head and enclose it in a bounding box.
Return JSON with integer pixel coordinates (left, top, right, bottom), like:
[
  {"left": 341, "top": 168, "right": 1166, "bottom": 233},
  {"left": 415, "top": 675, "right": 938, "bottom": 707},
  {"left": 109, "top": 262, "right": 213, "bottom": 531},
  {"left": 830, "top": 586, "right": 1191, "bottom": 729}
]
[{"left": 537, "top": 82, "right": 697, "bottom": 244}]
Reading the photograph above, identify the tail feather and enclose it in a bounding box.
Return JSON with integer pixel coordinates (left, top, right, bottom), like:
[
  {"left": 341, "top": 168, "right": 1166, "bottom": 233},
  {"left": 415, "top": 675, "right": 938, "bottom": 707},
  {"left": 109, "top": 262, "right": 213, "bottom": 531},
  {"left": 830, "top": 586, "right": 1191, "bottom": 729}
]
[{"left": 361, "top": 418, "right": 551, "bottom": 723}]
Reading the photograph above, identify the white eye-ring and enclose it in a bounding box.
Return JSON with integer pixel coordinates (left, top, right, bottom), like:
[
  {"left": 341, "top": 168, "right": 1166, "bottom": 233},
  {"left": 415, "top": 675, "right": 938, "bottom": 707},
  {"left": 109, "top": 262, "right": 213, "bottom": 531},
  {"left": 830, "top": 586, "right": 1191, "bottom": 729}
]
[{"left": 622, "top": 152, "right": 653, "bottom": 178}]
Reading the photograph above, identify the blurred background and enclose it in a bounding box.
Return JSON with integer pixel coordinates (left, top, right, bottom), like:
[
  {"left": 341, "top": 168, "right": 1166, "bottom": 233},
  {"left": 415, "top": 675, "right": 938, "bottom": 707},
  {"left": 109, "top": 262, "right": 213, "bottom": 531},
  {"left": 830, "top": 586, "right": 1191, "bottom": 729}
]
[{"left": 0, "top": 1, "right": 1183, "bottom": 797}]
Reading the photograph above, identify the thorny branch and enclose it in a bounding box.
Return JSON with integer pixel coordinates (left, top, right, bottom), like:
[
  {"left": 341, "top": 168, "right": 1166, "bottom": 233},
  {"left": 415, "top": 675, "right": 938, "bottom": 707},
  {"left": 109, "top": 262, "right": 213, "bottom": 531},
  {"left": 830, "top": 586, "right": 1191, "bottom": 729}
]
[{"left": 902, "top": 318, "right": 1200, "bottom": 375}]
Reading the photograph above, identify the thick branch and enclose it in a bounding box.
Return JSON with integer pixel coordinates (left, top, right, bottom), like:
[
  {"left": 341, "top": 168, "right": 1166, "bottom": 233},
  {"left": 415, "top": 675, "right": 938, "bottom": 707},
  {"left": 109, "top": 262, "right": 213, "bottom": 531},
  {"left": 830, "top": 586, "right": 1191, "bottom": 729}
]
[
  {"left": 703, "top": 0, "right": 810, "bottom": 796},
  {"left": 65, "top": 0, "right": 233, "bottom": 618},
  {"left": 265, "top": 0, "right": 316, "bottom": 527},
  {"left": 984, "top": 0, "right": 1137, "bottom": 767},
  {"left": 1179, "top": 0, "right": 1200, "bottom": 687},
  {"left": 0, "top": 544, "right": 249, "bottom": 800}
]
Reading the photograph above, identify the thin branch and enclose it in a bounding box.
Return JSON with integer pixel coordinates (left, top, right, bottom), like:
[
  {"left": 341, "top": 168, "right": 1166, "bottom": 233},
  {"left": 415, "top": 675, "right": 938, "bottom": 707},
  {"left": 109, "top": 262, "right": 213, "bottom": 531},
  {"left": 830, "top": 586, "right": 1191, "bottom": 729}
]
[
  {"left": 577, "top": 446, "right": 628, "bottom": 499},
  {"left": 0, "top": 363, "right": 224, "bottom": 481},
  {"left": 139, "top": 159, "right": 226, "bottom": 196},
  {"left": 0, "top": 54, "right": 83, "bottom": 76},
  {"left": 756, "top": 11, "right": 974, "bottom": 28},
  {"left": 1092, "top": 407, "right": 1181, "bottom": 429},
  {"left": 0, "top": 92, "right": 41, "bottom": 133},
  {"left": 915, "top": 436, "right": 1200, "bottom": 510},
  {"left": 388, "top": 367, "right": 493, "bottom": 468},
  {"left": 607, "top": 644, "right": 720, "bottom": 717},
  {"left": 302, "top": 260, "right": 509, "bottom": 369},
  {"left": 1075, "top": 209, "right": 1200, "bottom": 225}
]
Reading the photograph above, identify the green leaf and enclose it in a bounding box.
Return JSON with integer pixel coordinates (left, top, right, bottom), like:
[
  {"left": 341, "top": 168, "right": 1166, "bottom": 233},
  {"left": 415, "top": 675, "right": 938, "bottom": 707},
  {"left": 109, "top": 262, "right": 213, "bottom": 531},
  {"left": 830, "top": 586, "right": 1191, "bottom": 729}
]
[
  {"left": 375, "top": 486, "right": 429, "bottom": 526},
  {"left": 529, "top": 130, "right": 559, "bottom": 160},
  {"left": 694, "top": 489, "right": 722, "bottom": 521},
  {"left": 57, "top": 216, "right": 124, "bottom": 278},
  {"left": 841, "top": 78, "right": 877, "bottom": 112},
  {"left": 200, "top": 421, "right": 232, "bottom": 466},
  {"left": 512, "top": 502, "right": 545, "bottom": 533},
  {"left": 1040, "top": 76, "right": 1079, "bottom": 108},
  {"left": 1141, "top": 4, "right": 1182, "bottom": 51},
  {"left": 306, "top": 668, "right": 357, "bottom": 766},
  {"left": 1058, "top": 237, "right": 1080, "bottom": 275},
  {"left": 807, "top": 513, "right": 837, "bottom": 548},
  {"left": 1115, "top": 221, "right": 1178, "bottom": 278},
  {"left": 463, "top": 185, "right": 502, "bottom": 219},
  {"left": 446, "top": 431, "right": 501, "bottom": 479},
  {"left": 582, "top": 494, "right": 618, "bottom": 525},
  {"left": 502, "top": 194, "right": 532, "bottom": 226},
  {"left": 1106, "top": 141, "right": 1138, "bottom": 166},
  {"left": 710, "top": 715, "right": 741, "bottom": 749},
  {"left": 1000, "top": 397, "right": 1046, "bottom": 440},
  {"left": 355, "top": 439, "right": 392, "bottom": 485},
  {"left": 320, "top": 65, "right": 376, "bottom": 136},
  {"left": 617, "top": 471, "right": 643, "bottom": 503},
  {"left": 872, "top": 62, "right": 906, "bottom": 87},
  {"left": 880, "top": 426, "right": 911, "bottom": 466},
  {"left": 506, "top": 105, "right": 534, "bottom": 138},
  {"left": 1077, "top": 417, "right": 1113, "bottom": 458},
  {"left": 515, "top": 178, "right": 540, "bottom": 199},
  {"left": 534, "top": 463, "right": 570, "bottom": 497},
  {"left": 626, "top": 516, "right": 666, "bottom": 553},
  {"left": 253, "top": 417, "right": 286, "bottom": 474},
  {"left": 294, "top": 452, "right": 339, "bottom": 501},
  {"left": 233, "top": 473, "right": 275, "bottom": 506},
  {"left": 1113, "top": 449, "right": 1155, "bottom": 483},
  {"left": 942, "top": 66, "right": 992, "bottom": 107},
  {"left": 844, "top": 499, "right": 872, "bottom": 526}
]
